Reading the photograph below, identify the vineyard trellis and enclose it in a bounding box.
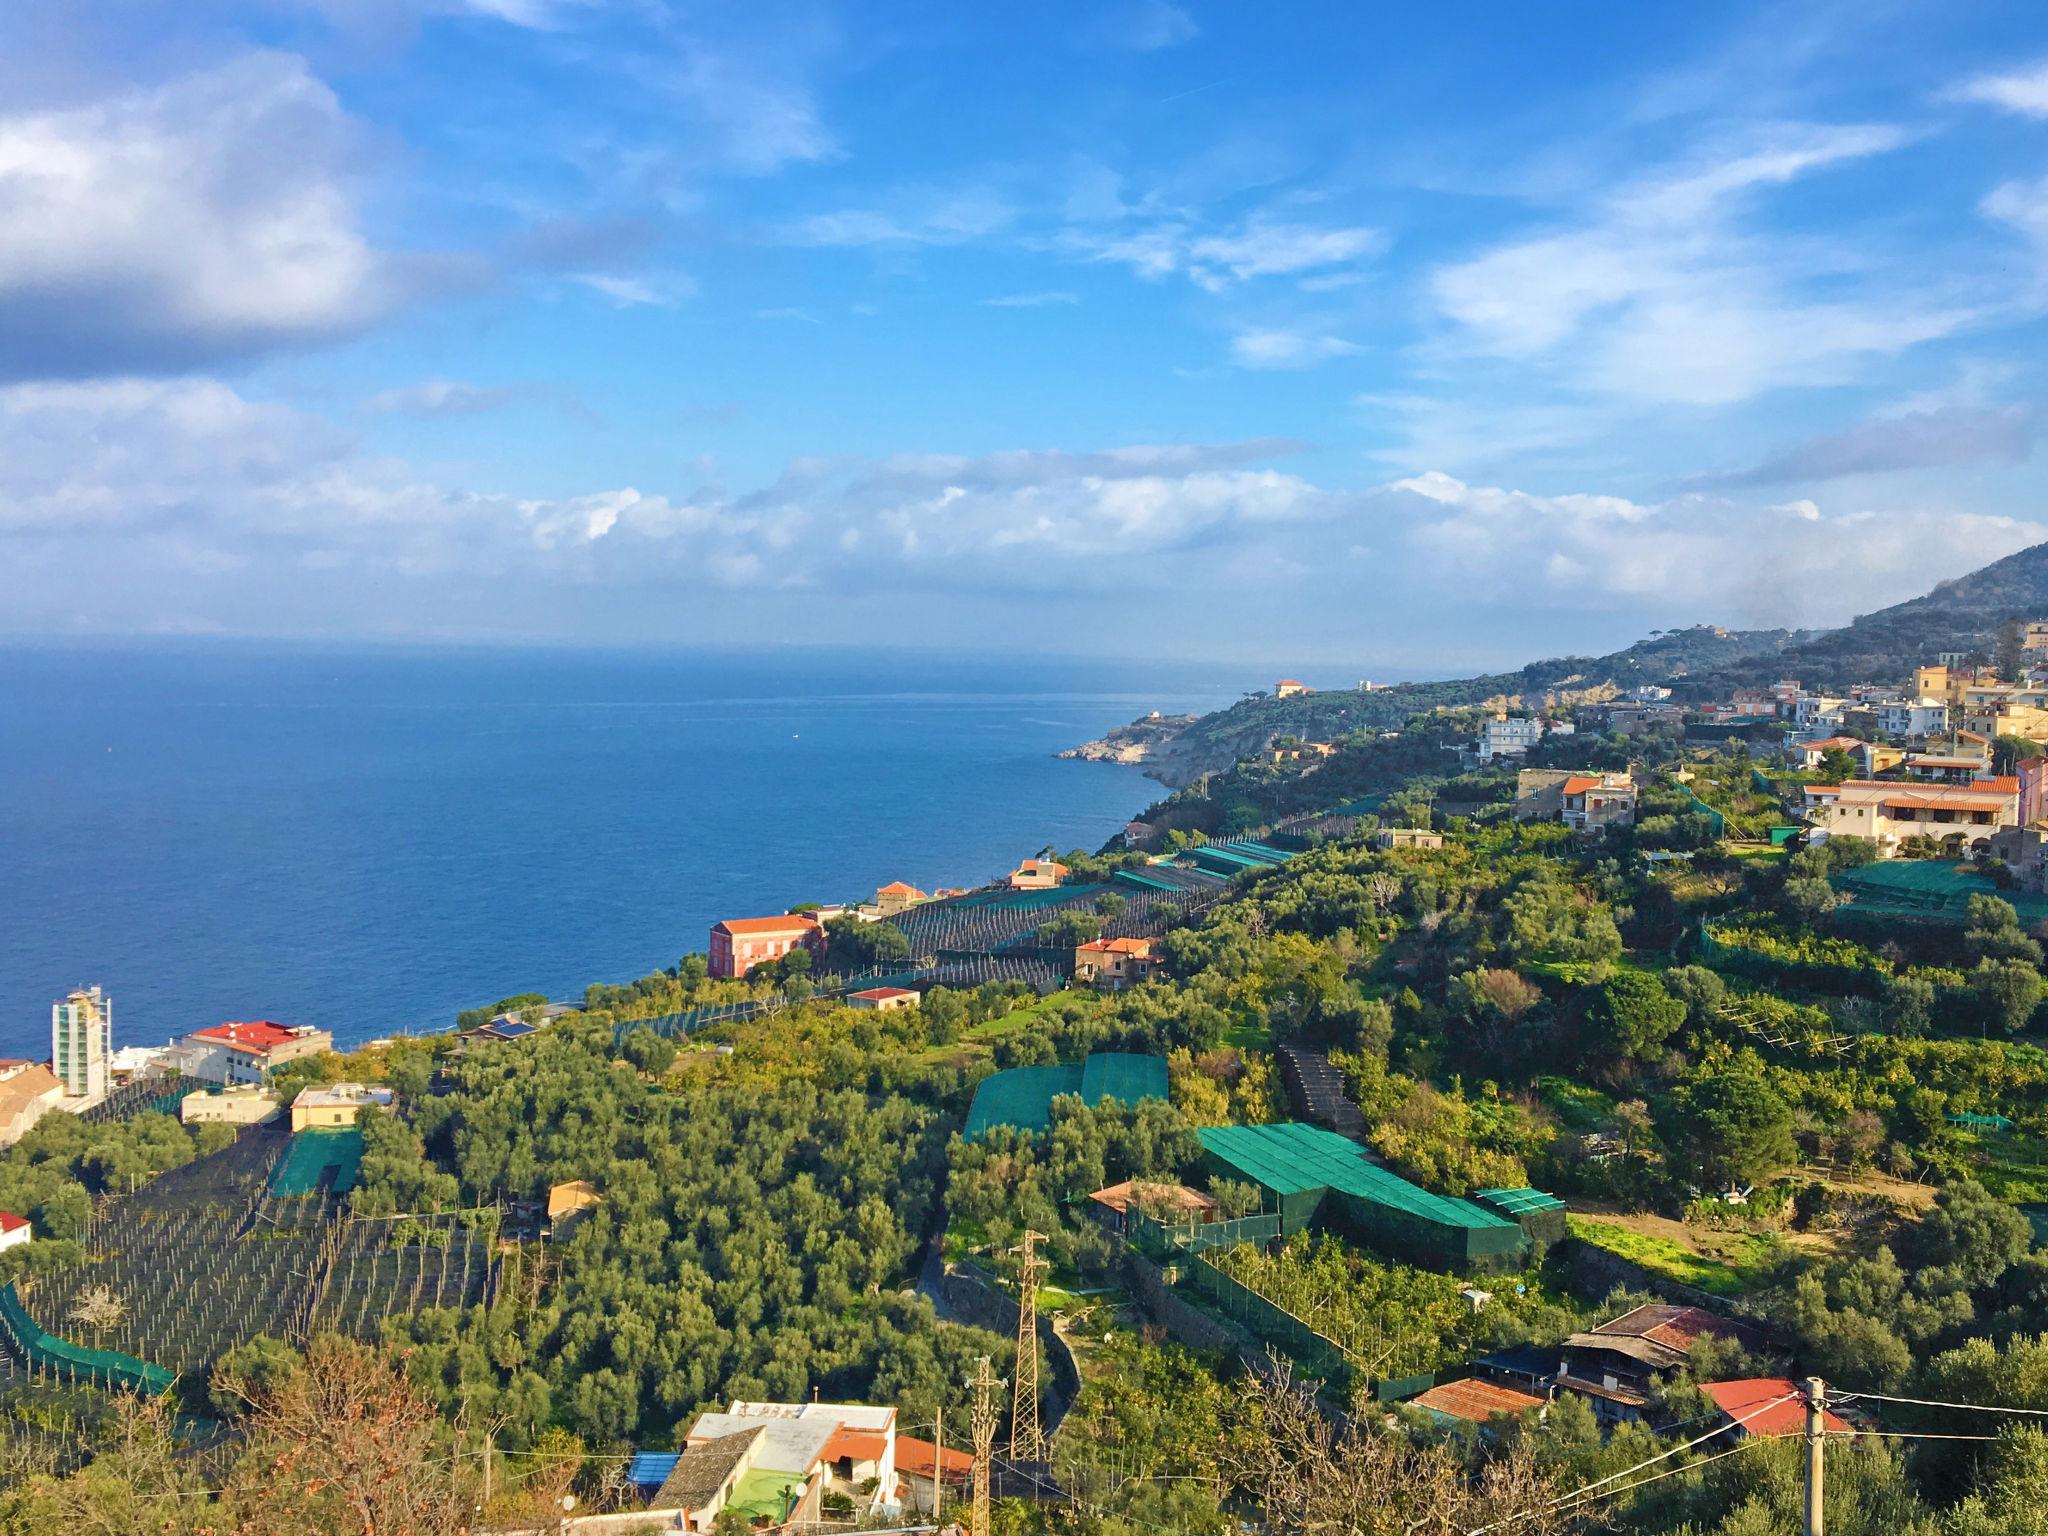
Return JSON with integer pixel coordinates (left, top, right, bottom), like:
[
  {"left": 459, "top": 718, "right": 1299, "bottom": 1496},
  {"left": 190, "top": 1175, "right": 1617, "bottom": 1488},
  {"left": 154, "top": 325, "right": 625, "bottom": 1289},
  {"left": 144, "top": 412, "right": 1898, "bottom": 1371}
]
[{"left": 17, "top": 1127, "right": 498, "bottom": 1383}]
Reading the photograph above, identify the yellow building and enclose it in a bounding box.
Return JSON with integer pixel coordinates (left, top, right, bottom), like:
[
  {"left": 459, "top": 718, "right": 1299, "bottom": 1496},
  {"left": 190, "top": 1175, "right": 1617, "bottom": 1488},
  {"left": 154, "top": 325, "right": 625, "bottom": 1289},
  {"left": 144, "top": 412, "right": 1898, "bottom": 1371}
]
[{"left": 289, "top": 1082, "right": 394, "bottom": 1132}]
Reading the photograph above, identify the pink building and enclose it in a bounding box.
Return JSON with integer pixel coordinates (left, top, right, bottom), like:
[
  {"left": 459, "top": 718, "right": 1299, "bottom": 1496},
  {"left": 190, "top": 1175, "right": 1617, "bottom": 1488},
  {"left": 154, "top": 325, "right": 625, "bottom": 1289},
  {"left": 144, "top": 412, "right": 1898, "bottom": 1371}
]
[
  {"left": 709, "top": 915, "right": 825, "bottom": 979},
  {"left": 2021, "top": 755, "right": 2048, "bottom": 828}
]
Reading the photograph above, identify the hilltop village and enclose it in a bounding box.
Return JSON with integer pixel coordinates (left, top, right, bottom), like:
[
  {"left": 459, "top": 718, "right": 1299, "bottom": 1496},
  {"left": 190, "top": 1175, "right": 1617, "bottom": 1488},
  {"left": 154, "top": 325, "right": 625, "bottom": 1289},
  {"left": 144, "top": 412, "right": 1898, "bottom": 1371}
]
[{"left": 11, "top": 628, "right": 2048, "bottom": 1532}]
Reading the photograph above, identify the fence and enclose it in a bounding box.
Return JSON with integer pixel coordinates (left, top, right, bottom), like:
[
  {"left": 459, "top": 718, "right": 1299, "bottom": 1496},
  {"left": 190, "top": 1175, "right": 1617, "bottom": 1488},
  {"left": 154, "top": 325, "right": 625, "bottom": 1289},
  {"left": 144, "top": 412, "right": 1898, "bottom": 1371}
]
[
  {"left": 1178, "top": 1251, "right": 1359, "bottom": 1396},
  {"left": 1125, "top": 1207, "right": 1281, "bottom": 1258},
  {"left": 0, "top": 1284, "right": 177, "bottom": 1396}
]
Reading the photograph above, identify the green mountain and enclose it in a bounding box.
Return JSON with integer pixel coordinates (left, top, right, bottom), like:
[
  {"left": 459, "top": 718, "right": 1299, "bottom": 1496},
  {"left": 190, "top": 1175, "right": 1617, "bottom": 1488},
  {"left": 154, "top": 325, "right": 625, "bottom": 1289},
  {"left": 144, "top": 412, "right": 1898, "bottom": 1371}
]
[
  {"left": 1069, "top": 538, "right": 2048, "bottom": 787},
  {"left": 1684, "top": 539, "right": 2048, "bottom": 692},
  {"left": 1063, "top": 624, "right": 1801, "bottom": 787}
]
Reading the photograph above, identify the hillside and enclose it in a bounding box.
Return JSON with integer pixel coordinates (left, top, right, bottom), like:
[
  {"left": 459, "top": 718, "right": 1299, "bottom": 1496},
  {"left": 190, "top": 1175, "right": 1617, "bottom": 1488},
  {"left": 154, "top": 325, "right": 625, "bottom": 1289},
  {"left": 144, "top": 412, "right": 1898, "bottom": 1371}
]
[
  {"left": 1682, "top": 539, "right": 2048, "bottom": 692},
  {"left": 1070, "top": 538, "right": 2048, "bottom": 787},
  {"left": 1064, "top": 624, "right": 1801, "bottom": 787}
]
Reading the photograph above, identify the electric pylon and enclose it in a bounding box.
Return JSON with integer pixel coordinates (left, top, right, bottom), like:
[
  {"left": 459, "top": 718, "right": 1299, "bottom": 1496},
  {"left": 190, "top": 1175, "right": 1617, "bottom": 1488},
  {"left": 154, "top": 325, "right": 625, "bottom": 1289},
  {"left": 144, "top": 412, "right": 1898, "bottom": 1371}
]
[{"left": 1009, "top": 1229, "right": 1047, "bottom": 1461}]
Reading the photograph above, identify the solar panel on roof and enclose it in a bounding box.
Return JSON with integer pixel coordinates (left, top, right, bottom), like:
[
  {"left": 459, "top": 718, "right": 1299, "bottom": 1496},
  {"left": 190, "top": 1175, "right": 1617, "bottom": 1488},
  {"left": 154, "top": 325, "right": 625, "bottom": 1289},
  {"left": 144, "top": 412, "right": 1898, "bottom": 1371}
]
[{"left": 493, "top": 1020, "right": 538, "bottom": 1038}]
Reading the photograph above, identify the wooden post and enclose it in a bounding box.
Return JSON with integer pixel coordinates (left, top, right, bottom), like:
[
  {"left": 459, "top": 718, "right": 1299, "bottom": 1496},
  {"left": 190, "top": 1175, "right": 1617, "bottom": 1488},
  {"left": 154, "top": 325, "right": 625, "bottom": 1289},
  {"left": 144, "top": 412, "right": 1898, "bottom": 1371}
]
[{"left": 1804, "top": 1376, "right": 1826, "bottom": 1536}]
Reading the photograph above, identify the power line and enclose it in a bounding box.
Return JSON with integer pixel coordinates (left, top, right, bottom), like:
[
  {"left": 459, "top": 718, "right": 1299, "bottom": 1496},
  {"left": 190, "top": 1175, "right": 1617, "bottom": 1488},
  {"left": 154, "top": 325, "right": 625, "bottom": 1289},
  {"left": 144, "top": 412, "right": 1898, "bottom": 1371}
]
[
  {"left": 1464, "top": 1391, "right": 1796, "bottom": 1536},
  {"left": 1832, "top": 1390, "right": 2048, "bottom": 1418}
]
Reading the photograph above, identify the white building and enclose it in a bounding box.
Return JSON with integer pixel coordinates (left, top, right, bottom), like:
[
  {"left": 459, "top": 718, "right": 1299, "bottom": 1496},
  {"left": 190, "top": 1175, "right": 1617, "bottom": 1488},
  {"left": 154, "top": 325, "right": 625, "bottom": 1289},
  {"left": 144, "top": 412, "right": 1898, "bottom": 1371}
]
[
  {"left": 1874, "top": 699, "right": 1950, "bottom": 740},
  {"left": 178, "top": 1021, "right": 334, "bottom": 1086},
  {"left": 51, "top": 985, "right": 112, "bottom": 1100},
  {"left": 1478, "top": 715, "right": 1543, "bottom": 761},
  {"left": 0, "top": 1213, "right": 30, "bottom": 1253}
]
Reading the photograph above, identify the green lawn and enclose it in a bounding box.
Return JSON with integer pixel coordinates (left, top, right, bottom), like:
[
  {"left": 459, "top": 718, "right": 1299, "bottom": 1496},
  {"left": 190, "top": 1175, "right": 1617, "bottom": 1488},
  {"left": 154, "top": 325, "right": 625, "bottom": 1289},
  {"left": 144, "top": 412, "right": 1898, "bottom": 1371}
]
[
  {"left": 1566, "top": 1216, "right": 1772, "bottom": 1297},
  {"left": 1224, "top": 1015, "right": 1273, "bottom": 1052},
  {"left": 1534, "top": 1076, "right": 1617, "bottom": 1134}
]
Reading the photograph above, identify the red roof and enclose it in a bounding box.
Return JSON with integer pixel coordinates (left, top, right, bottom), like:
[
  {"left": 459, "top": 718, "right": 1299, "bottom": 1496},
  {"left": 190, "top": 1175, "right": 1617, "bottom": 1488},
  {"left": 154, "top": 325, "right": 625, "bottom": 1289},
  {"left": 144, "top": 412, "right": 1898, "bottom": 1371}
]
[
  {"left": 1700, "top": 1379, "right": 1850, "bottom": 1438},
  {"left": 0, "top": 1212, "right": 28, "bottom": 1234},
  {"left": 848, "top": 987, "right": 918, "bottom": 1002},
  {"left": 191, "top": 1020, "right": 299, "bottom": 1054},
  {"left": 1408, "top": 1378, "right": 1547, "bottom": 1423},
  {"left": 895, "top": 1435, "right": 973, "bottom": 1480},
  {"left": 1561, "top": 776, "right": 1602, "bottom": 796},
  {"left": 821, "top": 1428, "right": 890, "bottom": 1465},
  {"left": 713, "top": 915, "right": 822, "bottom": 937},
  {"left": 1077, "top": 937, "right": 1155, "bottom": 956},
  {"left": 876, "top": 882, "right": 925, "bottom": 897}
]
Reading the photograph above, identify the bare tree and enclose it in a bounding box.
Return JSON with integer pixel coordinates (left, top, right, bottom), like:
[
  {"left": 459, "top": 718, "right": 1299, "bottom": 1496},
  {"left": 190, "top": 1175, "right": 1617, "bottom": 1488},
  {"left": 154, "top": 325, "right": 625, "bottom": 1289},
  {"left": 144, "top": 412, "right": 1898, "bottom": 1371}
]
[
  {"left": 213, "top": 1335, "right": 471, "bottom": 1536},
  {"left": 1219, "top": 1359, "right": 1574, "bottom": 1536},
  {"left": 67, "top": 1283, "right": 127, "bottom": 1338}
]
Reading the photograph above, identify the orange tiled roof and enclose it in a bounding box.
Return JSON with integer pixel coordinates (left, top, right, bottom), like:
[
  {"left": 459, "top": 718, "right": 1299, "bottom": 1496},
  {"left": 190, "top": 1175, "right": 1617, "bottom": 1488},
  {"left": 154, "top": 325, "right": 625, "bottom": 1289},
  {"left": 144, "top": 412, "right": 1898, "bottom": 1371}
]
[
  {"left": 1078, "top": 937, "right": 1155, "bottom": 956},
  {"left": 821, "top": 1428, "right": 889, "bottom": 1465},
  {"left": 714, "top": 914, "right": 823, "bottom": 937},
  {"left": 1560, "top": 776, "right": 1602, "bottom": 795},
  {"left": 895, "top": 1436, "right": 973, "bottom": 1480},
  {"left": 876, "top": 882, "right": 925, "bottom": 897},
  {"left": 1407, "top": 1378, "right": 1547, "bottom": 1423}
]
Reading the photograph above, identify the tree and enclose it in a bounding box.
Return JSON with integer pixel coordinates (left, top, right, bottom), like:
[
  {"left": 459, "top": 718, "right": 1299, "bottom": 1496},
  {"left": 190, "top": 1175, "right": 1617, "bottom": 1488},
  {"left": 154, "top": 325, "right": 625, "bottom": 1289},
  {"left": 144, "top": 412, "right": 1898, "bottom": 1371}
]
[
  {"left": 212, "top": 1335, "right": 470, "bottom": 1536},
  {"left": 618, "top": 1026, "right": 678, "bottom": 1077},
  {"left": 1996, "top": 734, "right": 2045, "bottom": 777},
  {"left": 1659, "top": 1069, "right": 1796, "bottom": 1188},
  {"left": 67, "top": 1282, "right": 125, "bottom": 1338},
  {"left": 1973, "top": 958, "right": 2046, "bottom": 1035},
  {"left": 1968, "top": 896, "right": 2044, "bottom": 966},
  {"left": 1998, "top": 618, "right": 2027, "bottom": 680},
  {"left": 1586, "top": 972, "right": 1686, "bottom": 1062}
]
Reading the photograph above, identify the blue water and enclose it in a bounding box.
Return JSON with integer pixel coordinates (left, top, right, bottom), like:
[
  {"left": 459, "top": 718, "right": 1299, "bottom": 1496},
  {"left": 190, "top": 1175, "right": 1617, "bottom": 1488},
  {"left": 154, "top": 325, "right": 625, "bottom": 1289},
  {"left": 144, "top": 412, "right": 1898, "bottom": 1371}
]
[{"left": 0, "top": 643, "right": 1240, "bottom": 1058}]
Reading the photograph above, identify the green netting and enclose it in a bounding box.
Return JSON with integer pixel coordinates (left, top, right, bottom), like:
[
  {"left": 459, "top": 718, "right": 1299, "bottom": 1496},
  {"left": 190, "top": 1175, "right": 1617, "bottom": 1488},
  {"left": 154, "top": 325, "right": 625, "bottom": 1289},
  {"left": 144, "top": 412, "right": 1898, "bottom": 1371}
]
[
  {"left": 965, "top": 1051, "right": 1169, "bottom": 1139},
  {"left": 1473, "top": 1187, "right": 1567, "bottom": 1215},
  {"left": 1949, "top": 1111, "right": 2014, "bottom": 1131},
  {"left": 1198, "top": 1124, "right": 1523, "bottom": 1269},
  {"left": 1113, "top": 868, "right": 1183, "bottom": 893},
  {"left": 965, "top": 1065, "right": 1079, "bottom": 1138},
  {"left": 986, "top": 884, "right": 1101, "bottom": 912},
  {"left": 1079, "top": 1051, "right": 1169, "bottom": 1107},
  {"left": 268, "top": 1128, "right": 365, "bottom": 1197},
  {"left": 0, "top": 1284, "right": 176, "bottom": 1395},
  {"left": 1833, "top": 861, "right": 2048, "bottom": 924},
  {"left": 1189, "top": 847, "right": 1272, "bottom": 876},
  {"left": 1221, "top": 840, "right": 1297, "bottom": 864}
]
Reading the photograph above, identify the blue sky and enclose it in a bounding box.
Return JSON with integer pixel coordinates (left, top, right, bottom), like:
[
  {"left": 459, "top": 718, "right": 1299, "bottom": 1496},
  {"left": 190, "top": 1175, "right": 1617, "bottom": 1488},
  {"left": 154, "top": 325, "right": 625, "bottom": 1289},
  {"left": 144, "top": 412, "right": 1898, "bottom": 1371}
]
[{"left": 6, "top": 1, "right": 2048, "bottom": 671}]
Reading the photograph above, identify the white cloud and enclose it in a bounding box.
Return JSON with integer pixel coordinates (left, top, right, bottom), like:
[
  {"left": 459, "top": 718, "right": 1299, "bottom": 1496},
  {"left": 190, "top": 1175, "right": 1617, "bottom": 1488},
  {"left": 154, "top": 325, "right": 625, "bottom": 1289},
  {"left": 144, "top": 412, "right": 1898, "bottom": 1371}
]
[
  {"left": 363, "top": 379, "right": 536, "bottom": 416},
  {"left": 672, "top": 46, "right": 837, "bottom": 175},
  {"left": 0, "top": 53, "right": 415, "bottom": 380},
  {"left": 1950, "top": 58, "right": 2048, "bottom": 119},
  {"left": 1231, "top": 330, "right": 1360, "bottom": 369},
  {"left": 1189, "top": 220, "right": 1385, "bottom": 281},
  {"left": 1377, "top": 470, "right": 2046, "bottom": 628},
  {"left": 6, "top": 378, "right": 2040, "bottom": 648},
  {"left": 982, "top": 291, "right": 1080, "bottom": 308},
  {"left": 1073, "top": 212, "right": 1383, "bottom": 289},
  {"left": 1428, "top": 123, "right": 1966, "bottom": 404},
  {"left": 774, "top": 192, "right": 1015, "bottom": 248},
  {"left": 571, "top": 272, "right": 686, "bottom": 307}
]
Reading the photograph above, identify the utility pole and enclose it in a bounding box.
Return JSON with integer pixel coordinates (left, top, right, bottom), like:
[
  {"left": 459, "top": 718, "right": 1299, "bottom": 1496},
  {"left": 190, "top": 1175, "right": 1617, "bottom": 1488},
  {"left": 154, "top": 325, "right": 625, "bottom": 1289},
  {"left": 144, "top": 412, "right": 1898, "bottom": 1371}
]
[
  {"left": 1804, "top": 1376, "right": 1827, "bottom": 1536},
  {"left": 933, "top": 1406, "right": 944, "bottom": 1524},
  {"left": 971, "top": 1356, "right": 999, "bottom": 1536},
  {"left": 1009, "top": 1230, "right": 1046, "bottom": 1462}
]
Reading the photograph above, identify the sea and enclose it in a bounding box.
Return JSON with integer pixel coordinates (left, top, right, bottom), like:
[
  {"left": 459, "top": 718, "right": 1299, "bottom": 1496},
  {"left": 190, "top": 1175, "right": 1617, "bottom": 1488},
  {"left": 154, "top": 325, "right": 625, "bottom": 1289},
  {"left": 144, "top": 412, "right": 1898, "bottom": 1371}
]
[{"left": 0, "top": 643, "right": 1243, "bottom": 1060}]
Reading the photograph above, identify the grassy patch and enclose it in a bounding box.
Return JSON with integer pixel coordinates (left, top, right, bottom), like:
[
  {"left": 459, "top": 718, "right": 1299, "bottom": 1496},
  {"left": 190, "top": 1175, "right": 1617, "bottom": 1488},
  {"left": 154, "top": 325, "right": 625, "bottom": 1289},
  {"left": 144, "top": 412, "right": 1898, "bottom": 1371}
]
[
  {"left": 1534, "top": 1076, "right": 1617, "bottom": 1134},
  {"left": 1565, "top": 1216, "right": 1767, "bottom": 1297},
  {"left": 1956, "top": 1131, "right": 2048, "bottom": 1203},
  {"left": 1726, "top": 843, "right": 1791, "bottom": 862},
  {"left": 1224, "top": 1015, "right": 1273, "bottom": 1052}
]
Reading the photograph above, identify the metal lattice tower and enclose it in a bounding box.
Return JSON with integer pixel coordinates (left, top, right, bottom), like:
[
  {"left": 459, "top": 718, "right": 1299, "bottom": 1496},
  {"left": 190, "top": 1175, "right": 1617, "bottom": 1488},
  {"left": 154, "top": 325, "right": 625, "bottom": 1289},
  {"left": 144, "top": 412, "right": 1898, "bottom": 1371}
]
[
  {"left": 971, "top": 1355, "right": 999, "bottom": 1536},
  {"left": 1009, "top": 1229, "right": 1046, "bottom": 1462}
]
